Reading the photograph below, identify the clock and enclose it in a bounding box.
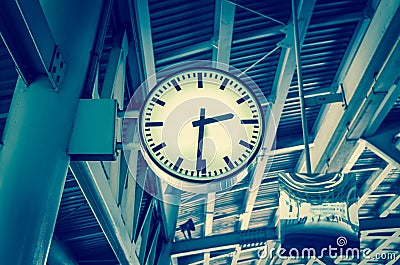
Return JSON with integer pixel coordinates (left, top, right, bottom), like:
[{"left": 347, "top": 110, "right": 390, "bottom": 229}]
[{"left": 137, "top": 66, "right": 264, "bottom": 192}]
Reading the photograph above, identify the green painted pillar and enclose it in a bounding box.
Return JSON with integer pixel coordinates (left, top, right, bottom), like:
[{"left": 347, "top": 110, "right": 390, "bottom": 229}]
[{"left": 0, "top": 0, "right": 104, "bottom": 263}]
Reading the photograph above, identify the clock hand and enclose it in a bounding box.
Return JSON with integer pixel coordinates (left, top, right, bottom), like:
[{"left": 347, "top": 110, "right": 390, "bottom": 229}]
[
  {"left": 192, "top": 113, "right": 234, "bottom": 127},
  {"left": 196, "top": 108, "right": 207, "bottom": 174}
]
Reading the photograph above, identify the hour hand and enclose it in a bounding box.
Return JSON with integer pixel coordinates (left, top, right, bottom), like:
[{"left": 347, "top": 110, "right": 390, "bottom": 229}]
[{"left": 192, "top": 113, "right": 234, "bottom": 127}]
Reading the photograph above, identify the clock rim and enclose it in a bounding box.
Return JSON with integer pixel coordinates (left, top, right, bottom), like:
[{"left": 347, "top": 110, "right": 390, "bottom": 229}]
[{"left": 137, "top": 66, "right": 265, "bottom": 184}]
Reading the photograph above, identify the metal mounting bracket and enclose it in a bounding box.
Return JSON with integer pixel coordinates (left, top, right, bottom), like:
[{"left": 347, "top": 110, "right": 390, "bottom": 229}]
[
  {"left": 304, "top": 92, "right": 344, "bottom": 108},
  {"left": 49, "top": 46, "right": 67, "bottom": 91}
]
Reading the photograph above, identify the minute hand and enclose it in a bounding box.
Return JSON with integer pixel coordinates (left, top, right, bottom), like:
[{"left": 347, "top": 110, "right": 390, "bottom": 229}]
[{"left": 192, "top": 113, "right": 234, "bottom": 127}]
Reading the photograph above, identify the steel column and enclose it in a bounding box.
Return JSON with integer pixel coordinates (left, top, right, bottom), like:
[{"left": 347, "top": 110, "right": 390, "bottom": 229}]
[{"left": 0, "top": 0, "right": 104, "bottom": 263}]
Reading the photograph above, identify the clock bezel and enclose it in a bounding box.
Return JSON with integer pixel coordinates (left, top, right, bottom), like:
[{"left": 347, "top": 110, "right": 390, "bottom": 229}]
[{"left": 138, "top": 66, "right": 265, "bottom": 185}]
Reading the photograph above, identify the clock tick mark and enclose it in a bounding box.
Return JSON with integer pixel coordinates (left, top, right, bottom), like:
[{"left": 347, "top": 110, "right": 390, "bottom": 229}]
[
  {"left": 241, "top": 119, "right": 258, "bottom": 125},
  {"left": 171, "top": 79, "right": 182, "bottom": 91},
  {"left": 239, "top": 140, "right": 254, "bottom": 150},
  {"left": 223, "top": 156, "right": 235, "bottom": 169},
  {"left": 197, "top": 72, "right": 203, "bottom": 88},
  {"left": 236, "top": 95, "right": 250, "bottom": 104},
  {"left": 152, "top": 142, "right": 166, "bottom": 152},
  {"left": 219, "top": 78, "right": 229, "bottom": 90},
  {"left": 173, "top": 157, "right": 183, "bottom": 171},
  {"left": 145, "top": 121, "right": 163, "bottom": 127},
  {"left": 151, "top": 98, "right": 166, "bottom": 106}
]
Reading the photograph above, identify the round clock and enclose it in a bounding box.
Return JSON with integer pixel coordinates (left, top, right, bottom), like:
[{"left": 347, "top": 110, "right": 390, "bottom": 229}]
[{"left": 137, "top": 66, "right": 265, "bottom": 193}]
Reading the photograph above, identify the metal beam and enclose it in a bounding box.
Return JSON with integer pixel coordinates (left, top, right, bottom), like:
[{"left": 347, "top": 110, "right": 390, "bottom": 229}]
[
  {"left": 379, "top": 196, "right": 400, "bottom": 218},
  {"left": 134, "top": 0, "right": 156, "bottom": 90},
  {"left": 359, "top": 230, "right": 400, "bottom": 265},
  {"left": 204, "top": 193, "right": 216, "bottom": 265},
  {"left": 231, "top": 1, "right": 316, "bottom": 263},
  {"left": 360, "top": 216, "right": 400, "bottom": 231},
  {"left": 171, "top": 227, "right": 276, "bottom": 257},
  {"left": 0, "top": 0, "right": 103, "bottom": 263},
  {"left": 70, "top": 161, "right": 139, "bottom": 265},
  {"left": 145, "top": 223, "right": 161, "bottom": 265},
  {"left": 297, "top": 0, "right": 400, "bottom": 174},
  {"left": 358, "top": 164, "right": 395, "bottom": 207},
  {"left": 212, "top": 0, "right": 235, "bottom": 70},
  {"left": 120, "top": 152, "right": 139, "bottom": 240},
  {"left": 363, "top": 124, "right": 400, "bottom": 168},
  {"left": 131, "top": 1, "right": 182, "bottom": 264},
  {"left": 236, "top": 0, "right": 316, "bottom": 252},
  {"left": 138, "top": 200, "right": 154, "bottom": 263},
  {"left": 0, "top": 0, "right": 63, "bottom": 89}
]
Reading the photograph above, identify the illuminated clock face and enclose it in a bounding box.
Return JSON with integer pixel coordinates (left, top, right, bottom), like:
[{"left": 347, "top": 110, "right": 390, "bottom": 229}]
[{"left": 138, "top": 67, "right": 264, "bottom": 184}]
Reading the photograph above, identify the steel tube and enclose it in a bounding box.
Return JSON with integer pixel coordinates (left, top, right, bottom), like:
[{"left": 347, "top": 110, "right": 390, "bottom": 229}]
[{"left": 291, "top": 0, "right": 312, "bottom": 175}]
